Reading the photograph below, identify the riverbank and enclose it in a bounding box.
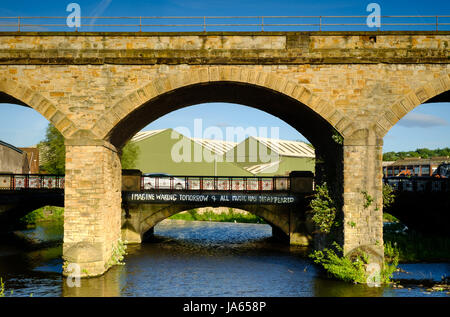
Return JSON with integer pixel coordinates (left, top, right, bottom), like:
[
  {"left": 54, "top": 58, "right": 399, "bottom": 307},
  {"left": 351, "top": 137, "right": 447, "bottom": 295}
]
[
  {"left": 383, "top": 222, "right": 450, "bottom": 263},
  {"left": 14, "top": 206, "right": 450, "bottom": 263},
  {"left": 169, "top": 207, "right": 265, "bottom": 224},
  {"left": 19, "top": 206, "right": 63, "bottom": 226},
  {"left": 1, "top": 220, "right": 448, "bottom": 297}
]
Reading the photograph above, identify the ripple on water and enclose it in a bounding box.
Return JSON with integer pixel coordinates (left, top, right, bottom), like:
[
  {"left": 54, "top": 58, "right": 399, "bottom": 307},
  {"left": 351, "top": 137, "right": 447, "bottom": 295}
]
[{"left": 0, "top": 219, "right": 449, "bottom": 297}]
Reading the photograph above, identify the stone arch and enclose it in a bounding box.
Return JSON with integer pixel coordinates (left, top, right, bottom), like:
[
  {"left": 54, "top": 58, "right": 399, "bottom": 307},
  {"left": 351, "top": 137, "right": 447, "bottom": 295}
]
[
  {"left": 92, "top": 66, "right": 355, "bottom": 146},
  {"left": 138, "top": 204, "right": 291, "bottom": 240},
  {"left": 0, "top": 77, "right": 77, "bottom": 138},
  {"left": 374, "top": 73, "right": 450, "bottom": 137}
]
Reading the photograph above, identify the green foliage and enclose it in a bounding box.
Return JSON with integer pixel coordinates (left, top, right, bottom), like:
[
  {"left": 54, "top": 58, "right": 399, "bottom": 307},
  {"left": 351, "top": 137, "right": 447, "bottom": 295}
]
[
  {"left": 331, "top": 130, "right": 343, "bottom": 145},
  {"left": 309, "top": 183, "right": 337, "bottom": 234},
  {"left": 383, "top": 147, "right": 450, "bottom": 161},
  {"left": 384, "top": 225, "right": 450, "bottom": 262},
  {"left": 169, "top": 208, "right": 265, "bottom": 224},
  {"left": 19, "top": 206, "right": 64, "bottom": 225},
  {"left": 310, "top": 242, "right": 399, "bottom": 285},
  {"left": 361, "top": 191, "right": 374, "bottom": 209},
  {"left": 120, "top": 141, "right": 140, "bottom": 169},
  {"left": 38, "top": 124, "right": 65, "bottom": 174},
  {"left": 382, "top": 184, "right": 395, "bottom": 209},
  {"left": 383, "top": 212, "right": 399, "bottom": 223},
  {"left": 310, "top": 242, "right": 368, "bottom": 284},
  {"left": 105, "top": 239, "right": 127, "bottom": 269},
  {"left": 0, "top": 278, "right": 4, "bottom": 297}
]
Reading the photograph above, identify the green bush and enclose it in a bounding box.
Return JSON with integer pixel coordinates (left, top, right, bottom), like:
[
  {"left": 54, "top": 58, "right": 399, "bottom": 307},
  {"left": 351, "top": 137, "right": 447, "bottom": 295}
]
[
  {"left": 309, "top": 183, "right": 337, "bottom": 234},
  {"left": 382, "top": 184, "right": 395, "bottom": 209},
  {"left": 310, "top": 242, "right": 399, "bottom": 285},
  {"left": 0, "top": 278, "right": 4, "bottom": 297}
]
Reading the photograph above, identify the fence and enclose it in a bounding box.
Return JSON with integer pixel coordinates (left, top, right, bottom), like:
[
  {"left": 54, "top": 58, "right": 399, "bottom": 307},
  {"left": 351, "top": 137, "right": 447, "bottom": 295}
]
[
  {"left": 140, "top": 175, "right": 291, "bottom": 192},
  {"left": 0, "top": 16, "right": 449, "bottom": 32},
  {"left": 0, "top": 173, "right": 65, "bottom": 190},
  {"left": 384, "top": 176, "right": 450, "bottom": 192},
  {"left": 0, "top": 173, "right": 290, "bottom": 192}
]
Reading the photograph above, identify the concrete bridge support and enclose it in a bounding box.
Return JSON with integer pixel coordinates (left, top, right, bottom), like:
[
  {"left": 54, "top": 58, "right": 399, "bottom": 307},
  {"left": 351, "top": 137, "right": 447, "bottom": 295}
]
[{"left": 62, "top": 140, "right": 122, "bottom": 277}]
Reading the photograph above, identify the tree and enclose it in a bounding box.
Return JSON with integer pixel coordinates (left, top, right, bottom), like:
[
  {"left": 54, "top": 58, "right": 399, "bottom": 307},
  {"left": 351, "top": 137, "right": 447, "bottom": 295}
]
[
  {"left": 38, "top": 124, "right": 65, "bottom": 174},
  {"left": 38, "top": 123, "right": 141, "bottom": 174},
  {"left": 120, "top": 141, "right": 140, "bottom": 169},
  {"left": 383, "top": 147, "right": 450, "bottom": 161}
]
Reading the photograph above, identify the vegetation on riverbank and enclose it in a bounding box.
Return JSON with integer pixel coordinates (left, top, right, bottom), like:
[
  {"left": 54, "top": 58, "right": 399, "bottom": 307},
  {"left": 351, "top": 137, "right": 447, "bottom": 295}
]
[
  {"left": 0, "top": 278, "right": 4, "bottom": 297},
  {"left": 308, "top": 182, "right": 399, "bottom": 285},
  {"left": 310, "top": 241, "right": 399, "bottom": 285},
  {"left": 383, "top": 223, "right": 450, "bottom": 262},
  {"left": 169, "top": 208, "right": 265, "bottom": 224},
  {"left": 19, "top": 206, "right": 64, "bottom": 225}
]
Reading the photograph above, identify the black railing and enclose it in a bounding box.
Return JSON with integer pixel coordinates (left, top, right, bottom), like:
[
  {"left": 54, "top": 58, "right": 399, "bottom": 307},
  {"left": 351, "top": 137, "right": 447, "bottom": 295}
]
[{"left": 383, "top": 176, "right": 450, "bottom": 192}]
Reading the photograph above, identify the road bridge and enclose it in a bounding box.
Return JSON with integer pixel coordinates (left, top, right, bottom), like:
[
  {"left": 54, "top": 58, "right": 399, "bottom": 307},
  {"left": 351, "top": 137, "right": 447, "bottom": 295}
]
[
  {"left": 1, "top": 28, "right": 449, "bottom": 276},
  {"left": 0, "top": 172, "right": 314, "bottom": 245}
]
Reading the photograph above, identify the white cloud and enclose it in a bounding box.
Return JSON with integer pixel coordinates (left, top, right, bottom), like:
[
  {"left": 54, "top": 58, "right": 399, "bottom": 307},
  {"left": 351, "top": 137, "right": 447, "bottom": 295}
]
[{"left": 397, "top": 112, "right": 449, "bottom": 128}]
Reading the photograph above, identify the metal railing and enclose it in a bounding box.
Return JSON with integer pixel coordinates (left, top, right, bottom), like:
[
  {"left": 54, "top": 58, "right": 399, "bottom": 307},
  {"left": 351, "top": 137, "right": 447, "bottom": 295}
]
[
  {"left": 0, "top": 173, "right": 65, "bottom": 190},
  {"left": 140, "top": 175, "right": 291, "bottom": 192},
  {"left": 0, "top": 16, "right": 449, "bottom": 32},
  {"left": 384, "top": 176, "right": 450, "bottom": 192},
  {"left": 0, "top": 173, "right": 290, "bottom": 192}
]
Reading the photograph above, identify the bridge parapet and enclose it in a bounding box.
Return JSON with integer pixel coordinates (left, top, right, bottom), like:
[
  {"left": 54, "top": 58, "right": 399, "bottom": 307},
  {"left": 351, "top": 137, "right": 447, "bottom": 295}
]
[
  {"left": 384, "top": 176, "right": 450, "bottom": 192},
  {"left": 121, "top": 169, "right": 295, "bottom": 193},
  {"left": 0, "top": 173, "right": 65, "bottom": 190}
]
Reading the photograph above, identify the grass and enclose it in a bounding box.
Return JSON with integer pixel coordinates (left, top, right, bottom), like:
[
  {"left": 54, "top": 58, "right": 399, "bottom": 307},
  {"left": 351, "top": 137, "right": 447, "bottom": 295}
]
[
  {"left": 19, "top": 206, "right": 64, "bottom": 225},
  {"left": 0, "top": 278, "right": 4, "bottom": 297},
  {"left": 169, "top": 208, "right": 266, "bottom": 224},
  {"left": 383, "top": 223, "right": 450, "bottom": 262},
  {"left": 383, "top": 212, "right": 399, "bottom": 223}
]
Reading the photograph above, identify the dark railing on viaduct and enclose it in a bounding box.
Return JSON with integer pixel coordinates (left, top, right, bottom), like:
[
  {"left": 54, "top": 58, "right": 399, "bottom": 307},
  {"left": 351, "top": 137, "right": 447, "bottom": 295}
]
[
  {"left": 383, "top": 176, "right": 450, "bottom": 192},
  {"left": 0, "top": 173, "right": 291, "bottom": 192},
  {"left": 2, "top": 173, "right": 449, "bottom": 193}
]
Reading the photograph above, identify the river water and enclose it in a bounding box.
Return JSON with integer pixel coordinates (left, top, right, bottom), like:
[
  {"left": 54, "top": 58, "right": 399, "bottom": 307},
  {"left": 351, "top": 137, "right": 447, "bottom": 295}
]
[{"left": 0, "top": 220, "right": 448, "bottom": 297}]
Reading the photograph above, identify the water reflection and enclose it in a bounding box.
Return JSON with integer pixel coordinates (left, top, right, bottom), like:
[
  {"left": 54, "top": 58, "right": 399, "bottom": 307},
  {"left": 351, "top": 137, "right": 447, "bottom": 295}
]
[
  {"left": 62, "top": 266, "right": 123, "bottom": 297},
  {"left": 0, "top": 220, "right": 448, "bottom": 297}
]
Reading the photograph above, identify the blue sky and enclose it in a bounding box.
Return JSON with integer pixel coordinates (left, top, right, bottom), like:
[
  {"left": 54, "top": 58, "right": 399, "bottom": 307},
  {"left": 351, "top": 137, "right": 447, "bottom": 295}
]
[{"left": 0, "top": 0, "right": 449, "bottom": 152}]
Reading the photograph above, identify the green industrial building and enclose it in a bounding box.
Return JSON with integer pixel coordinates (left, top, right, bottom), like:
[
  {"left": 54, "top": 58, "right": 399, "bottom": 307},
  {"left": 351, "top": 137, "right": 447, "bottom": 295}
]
[{"left": 130, "top": 129, "right": 315, "bottom": 176}]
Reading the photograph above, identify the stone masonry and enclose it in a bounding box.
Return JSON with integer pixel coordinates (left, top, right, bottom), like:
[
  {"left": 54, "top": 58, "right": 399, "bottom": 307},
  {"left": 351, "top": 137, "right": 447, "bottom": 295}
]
[{"left": 0, "top": 31, "right": 449, "bottom": 276}]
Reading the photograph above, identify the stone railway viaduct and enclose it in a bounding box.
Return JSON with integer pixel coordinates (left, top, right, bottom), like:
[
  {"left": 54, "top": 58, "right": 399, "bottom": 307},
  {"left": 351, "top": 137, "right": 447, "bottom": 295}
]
[{"left": 0, "top": 31, "right": 449, "bottom": 276}]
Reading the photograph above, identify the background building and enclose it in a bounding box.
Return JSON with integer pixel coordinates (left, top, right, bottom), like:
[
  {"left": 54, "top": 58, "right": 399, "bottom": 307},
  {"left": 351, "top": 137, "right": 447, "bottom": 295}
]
[
  {"left": 383, "top": 156, "right": 450, "bottom": 177},
  {"left": 18, "top": 147, "right": 40, "bottom": 174},
  {"left": 130, "top": 129, "right": 315, "bottom": 176},
  {"left": 0, "top": 140, "right": 29, "bottom": 174},
  {"left": 131, "top": 129, "right": 252, "bottom": 176},
  {"left": 227, "top": 136, "right": 315, "bottom": 176}
]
